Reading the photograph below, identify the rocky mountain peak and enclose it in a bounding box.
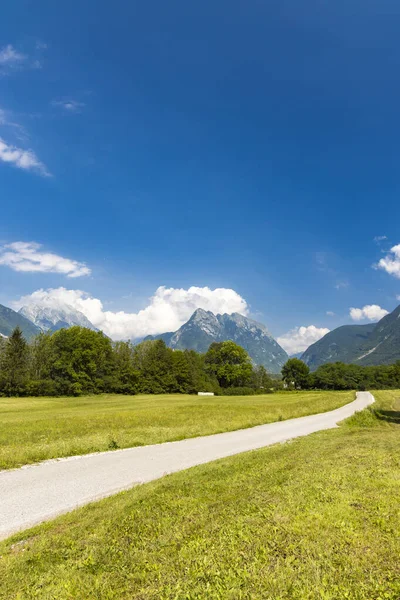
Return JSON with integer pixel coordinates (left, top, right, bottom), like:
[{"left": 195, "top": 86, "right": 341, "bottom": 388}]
[{"left": 19, "top": 304, "right": 98, "bottom": 333}]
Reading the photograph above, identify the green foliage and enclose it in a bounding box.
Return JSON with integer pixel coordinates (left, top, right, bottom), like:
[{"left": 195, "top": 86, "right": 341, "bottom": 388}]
[
  {"left": 49, "top": 327, "right": 114, "bottom": 395},
  {"left": 205, "top": 341, "right": 253, "bottom": 388},
  {"left": 4, "top": 323, "right": 400, "bottom": 398},
  {"left": 0, "top": 327, "right": 29, "bottom": 396},
  {"left": 0, "top": 328, "right": 269, "bottom": 397},
  {"left": 311, "top": 361, "right": 400, "bottom": 390},
  {"left": 220, "top": 386, "right": 272, "bottom": 396},
  {"left": 282, "top": 357, "right": 310, "bottom": 389}
]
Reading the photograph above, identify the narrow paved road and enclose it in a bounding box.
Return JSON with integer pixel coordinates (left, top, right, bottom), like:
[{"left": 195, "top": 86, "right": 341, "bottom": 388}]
[{"left": 0, "top": 392, "right": 374, "bottom": 541}]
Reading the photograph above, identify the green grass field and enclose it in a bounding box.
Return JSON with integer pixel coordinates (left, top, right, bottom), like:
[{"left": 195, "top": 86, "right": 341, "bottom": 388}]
[
  {"left": 0, "top": 390, "right": 399, "bottom": 599},
  {"left": 0, "top": 390, "right": 352, "bottom": 470}
]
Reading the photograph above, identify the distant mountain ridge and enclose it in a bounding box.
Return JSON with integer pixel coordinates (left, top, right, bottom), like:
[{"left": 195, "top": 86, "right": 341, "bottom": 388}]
[
  {"left": 302, "top": 304, "right": 400, "bottom": 369},
  {"left": 145, "top": 308, "right": 288, "bottom": 373},
  {"left": 0, "top": 304, "right": 41, "bottom": 341},
  {"left": 19, "top": 304, "right": 98, "bottom": 333}
]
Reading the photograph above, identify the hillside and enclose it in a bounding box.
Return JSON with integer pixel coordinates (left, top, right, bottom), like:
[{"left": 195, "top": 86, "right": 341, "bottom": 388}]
[
  {"left": 0, "top": 304, "right": 41, "bottom": 341},
  {"left": 302, "top": 304, "right": 400, "bottom": 369},
  {"left": 301, "top": 323, "right": 375, "bottom": 370},
  {"left": 146, "top": 309, "right": 288, "bottom": 373},
  {"left": 356, "top": 304, "right": 400, "bottom": 366}
]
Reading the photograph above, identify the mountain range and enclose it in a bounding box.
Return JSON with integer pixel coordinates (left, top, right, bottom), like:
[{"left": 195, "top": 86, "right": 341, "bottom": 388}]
[
  {"left": 0, "top": 304, "right": 41, "bottom": 341},
  {"left": 145, "top": 308, "right": 289, "bottom": 373},
  {"left": 302, "top": 304, "right": 400, "bottom": 369},
  {"left": 19, "top": 304, "right": 98, "bottom": 333},
  {"left": 1, "top": 297, "right": 400, "bottom": 373}
]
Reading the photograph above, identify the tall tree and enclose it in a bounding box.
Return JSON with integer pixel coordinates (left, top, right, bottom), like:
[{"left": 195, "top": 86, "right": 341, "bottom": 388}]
[
  {"left": 0, "top": 327, "right": 29, "bottom": 396},
  {"left": 282, "top": 358, "right": 310, "bottom": 389},
  {"left": 50, "top": 327, "right": 113, "bottom": 395},
  {"left": 111, "top": 341, "right": 139, "bottom": 393},
  {"left": 133, "top": 340, "right": 176, "bottom": 393},
  {"left": 205, "top": 341, "right": 253, "bottom": 388}
]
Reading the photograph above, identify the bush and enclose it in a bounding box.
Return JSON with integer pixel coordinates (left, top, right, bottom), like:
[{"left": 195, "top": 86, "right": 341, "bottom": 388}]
[
  {"left": 25, "top": 379, "right": 58, "bottom": 397},
  {"left": 220, "top": 386, "right": 271, "bottom": 396}
]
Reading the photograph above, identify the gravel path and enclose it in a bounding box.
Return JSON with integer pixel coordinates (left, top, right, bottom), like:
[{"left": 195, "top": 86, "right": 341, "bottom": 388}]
[{"left": 0, "top": 391, "right": 374, "bottom": 541}]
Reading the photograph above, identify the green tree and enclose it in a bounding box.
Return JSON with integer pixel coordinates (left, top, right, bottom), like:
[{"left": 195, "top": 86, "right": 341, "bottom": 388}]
[
  {"left": 204, "top": 341, "right": 253, "bottom": 388},
  {"left": 30, "top": 332, "right": 54, "bottom": 380},
  {"left": 133, "top": 340, "right": 177, "bottom": 393},
  {"left": 251, "top": 365, "right": 273, "bottom": 390},
  {"left": 49, "top": 327, "right": 113, "bottom": 395},
  {"left": 0, "top": 327, "right": 29, "bottom": 396},
  {"left": 282, "top": 358, "right": 310, "bottom": 389},
  {"left": 110, "top": 341, "right": 139, "bottom": 393}
]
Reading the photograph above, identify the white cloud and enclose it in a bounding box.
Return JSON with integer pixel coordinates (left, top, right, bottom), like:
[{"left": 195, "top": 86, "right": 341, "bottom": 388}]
[
  {"left": 396, "top": 295, "right": 400, "bottom": 302},
  {"left": 277, "top": 325, "right": 330, "bottom": 355},
  {"left": 349, "top": 304, "right": 389, "bottom": 322},
  {"left": 13, "top": 285, "right": 249, "bottom": 340},
  {"left": 374, "top": 235, "right": 387, "bottom": 243},
  {"left": 0, "top": 45, "right": 26, "bottom": 67},
  {"left": 0, "top": 137, "right": 49, "bottom": 176},
  {"left": 375, "top": 244, "right": 400, "bottom": 279},
  {"left": 326, "top": 311, "right": 335, "bottom": 316},
  {"left": 52, "top": 100, "right": 85, "bottom": 113},
  {"left": 0, "top": 242, "right": 91, "bottom": 278}
]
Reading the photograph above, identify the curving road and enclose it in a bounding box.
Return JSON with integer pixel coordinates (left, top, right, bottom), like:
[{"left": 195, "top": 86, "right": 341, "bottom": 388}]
[{"left": 0, "top": 391, "right": 374, "bottom": 541}]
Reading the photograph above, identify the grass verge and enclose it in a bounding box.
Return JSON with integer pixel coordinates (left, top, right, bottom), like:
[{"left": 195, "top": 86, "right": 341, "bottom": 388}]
[
  {"left": 0, "top": 390, "right": 399, "bottom": 599},
  {"left": 0, "top": 390, "right": 352, "bottom": 470}
]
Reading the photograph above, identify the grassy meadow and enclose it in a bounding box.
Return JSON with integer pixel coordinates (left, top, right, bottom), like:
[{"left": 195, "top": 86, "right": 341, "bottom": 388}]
[
  {"left": 0, "top": 390, "right": 353, "bottom": 470},
  {"left": 0, "top": 390, "right": 399, "bottom": 599}
]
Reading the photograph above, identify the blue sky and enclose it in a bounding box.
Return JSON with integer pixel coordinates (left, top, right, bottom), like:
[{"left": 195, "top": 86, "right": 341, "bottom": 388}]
[{"left": 1, "top": 0, "right": 400, "bottom": 353}]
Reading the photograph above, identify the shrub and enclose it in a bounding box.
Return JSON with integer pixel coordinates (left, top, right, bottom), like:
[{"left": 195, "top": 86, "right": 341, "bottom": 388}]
[{"left": 220, "top": 386, "right": 271, "bottom": 396}]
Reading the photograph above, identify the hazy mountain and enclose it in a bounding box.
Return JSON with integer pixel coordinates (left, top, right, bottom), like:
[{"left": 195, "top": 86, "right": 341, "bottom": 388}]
[
  {"left": 0, "top": 304, "right": 41, "bottom": 341},
  {"left": 302, "top": 304, "right": 400, "bottom": 369},
  {"left": 355, "top": 304, "right": 400, "bottom": 366},
  {"left": 301, "top": 324, "right": 376, "bottom": 370},
  {"left": 145, "top": 308, "right": 288, "bottom": 373},
  {"left": 19, "top": 304, "right": 98, "bottom": 333}
]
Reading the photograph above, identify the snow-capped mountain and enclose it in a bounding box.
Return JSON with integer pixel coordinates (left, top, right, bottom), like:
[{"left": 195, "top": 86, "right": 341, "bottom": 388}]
[
  {"left": 145, "top": 308, "right": 288, "bottom": 373},
  {"left": 0, "top": 304, "right": 41, "bottom": 340},
  {"left": 19, "top": 304, "right": 98, "bottom": 333}
]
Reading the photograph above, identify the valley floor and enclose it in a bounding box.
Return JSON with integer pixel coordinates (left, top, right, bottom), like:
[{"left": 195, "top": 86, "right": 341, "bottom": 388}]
[
  {"left": 0, "top": 391, "right": 399, "bottom": 598},
  {"left": 0, "top": 391, "right": 352, "bottom": 470}
]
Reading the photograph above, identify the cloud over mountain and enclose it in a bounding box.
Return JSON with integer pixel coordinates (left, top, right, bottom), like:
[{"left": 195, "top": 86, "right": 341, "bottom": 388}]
[
  {"left": 349, "top": 305, "right": 389, "bottom": 322},
  {"left": 14, "top": 285, "right": 249, "bottom": 340},
  {"left": 277, "top": 325, "right": 330, "bottom": 355}
]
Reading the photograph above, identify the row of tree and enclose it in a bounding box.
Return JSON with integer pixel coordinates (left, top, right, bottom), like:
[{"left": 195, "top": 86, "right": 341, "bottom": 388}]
[
  {"left": 282, "top": 357, "right": 400, "bottom": 390},
  {"left": 1, "top": 328, "right": 399, "bottom": 397},
  {"left": 0, "top": 326, "right": 274, "bottom": 397}
]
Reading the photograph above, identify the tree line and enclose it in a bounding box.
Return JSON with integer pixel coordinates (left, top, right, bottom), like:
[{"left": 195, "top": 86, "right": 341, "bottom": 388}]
[
  {"left": 282, "top": 357, "right": 400, "bottom": 390},
  {"left": 1, "top": 327, "right": 399, "bottom": 398},
  {"left": 0, "top": 326, "right": 274, "bottom": 397}
]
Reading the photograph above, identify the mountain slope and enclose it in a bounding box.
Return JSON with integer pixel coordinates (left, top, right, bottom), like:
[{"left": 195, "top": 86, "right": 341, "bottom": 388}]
[
  {"left": 301, "top": 324, "right": 375, "bottom": 370},
  {"left": 146, "top": 309, "right": 288, "bottom": 372},
  {"left": 0, "top": 304, "right": 41, "bottom": 341},
  {"left": 302, "top": 304, "right": 400, "bottom": 369},
  {"left": 19, "top": 304, "right": 98, "bottom": 333},
  {"left": 356, "top": 304, "right": 400, "bottom": 366}
]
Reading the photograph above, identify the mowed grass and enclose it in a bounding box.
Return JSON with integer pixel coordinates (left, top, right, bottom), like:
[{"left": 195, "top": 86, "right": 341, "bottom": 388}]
[
  {"left": 1, "top": 391, "right": 400, "bottom": 599},
  {"left": 0, "top": 390, "right": 353, "bottom": 470}
]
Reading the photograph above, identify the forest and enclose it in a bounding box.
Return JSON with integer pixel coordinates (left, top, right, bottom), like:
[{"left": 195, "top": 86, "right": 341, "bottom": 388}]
[{"left": 1, "top": 326, "right": 399, "bottom": 397}]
